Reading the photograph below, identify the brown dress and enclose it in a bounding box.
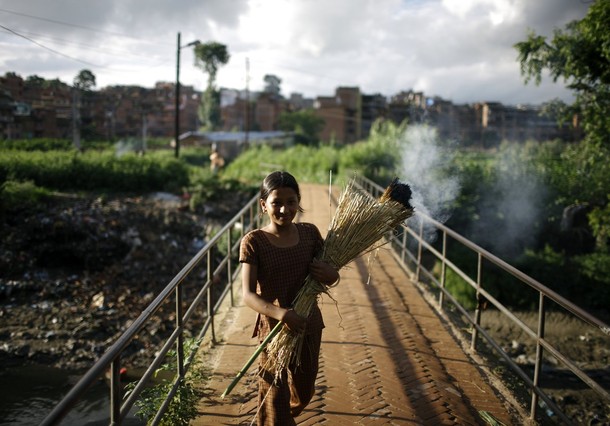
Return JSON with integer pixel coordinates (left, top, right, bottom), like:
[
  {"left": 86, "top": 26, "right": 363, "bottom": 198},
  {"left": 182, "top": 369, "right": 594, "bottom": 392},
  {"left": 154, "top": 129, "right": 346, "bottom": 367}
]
[{"left": 240, "top": 222, "right": 325, "bottom": 425}]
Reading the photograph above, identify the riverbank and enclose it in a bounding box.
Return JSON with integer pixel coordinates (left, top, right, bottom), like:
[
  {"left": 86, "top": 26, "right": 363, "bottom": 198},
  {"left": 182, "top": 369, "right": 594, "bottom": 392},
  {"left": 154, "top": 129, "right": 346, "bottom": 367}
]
[{"left": 0, "top": 190, "right": 251, "bottom": 372}]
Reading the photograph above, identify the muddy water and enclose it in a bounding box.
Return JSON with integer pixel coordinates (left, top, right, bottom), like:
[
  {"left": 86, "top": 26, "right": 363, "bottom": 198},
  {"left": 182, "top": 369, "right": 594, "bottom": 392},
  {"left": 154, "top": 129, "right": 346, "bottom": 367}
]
[{"left": 0, "top": 364, "right": 144, "bottom": 425}]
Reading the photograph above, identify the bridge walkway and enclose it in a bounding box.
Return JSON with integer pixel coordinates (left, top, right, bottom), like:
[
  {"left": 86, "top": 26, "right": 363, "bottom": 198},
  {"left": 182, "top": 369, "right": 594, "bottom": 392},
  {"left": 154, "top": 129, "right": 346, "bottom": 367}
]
[{"left": 192, "top": 184, "right": 518, "bottom": 425}]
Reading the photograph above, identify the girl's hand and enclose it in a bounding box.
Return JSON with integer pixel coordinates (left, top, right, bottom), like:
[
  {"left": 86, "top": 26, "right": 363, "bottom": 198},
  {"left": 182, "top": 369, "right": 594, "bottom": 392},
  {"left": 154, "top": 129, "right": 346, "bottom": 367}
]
[
  {"left": 281, "top": 309, "right": 307, "bottom": 334},
  {"left": 309, "top": 259, "right": 339, "bottom": 286}
]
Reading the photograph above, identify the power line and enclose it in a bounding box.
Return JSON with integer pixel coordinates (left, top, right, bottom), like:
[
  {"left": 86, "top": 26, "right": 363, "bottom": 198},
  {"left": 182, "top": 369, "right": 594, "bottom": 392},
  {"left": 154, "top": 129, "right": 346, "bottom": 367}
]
[
  {"left": 0, "top": 7, "right": 134, "bottom": 40},
  {"left": 1, "top": 26, "right": 165, "bottom": 61},
  {"left": 0, "top": 7, "right": 174, "bottom": 47},
  {"left": 0, "top": 24, "right": 103, "bottom": 68}
]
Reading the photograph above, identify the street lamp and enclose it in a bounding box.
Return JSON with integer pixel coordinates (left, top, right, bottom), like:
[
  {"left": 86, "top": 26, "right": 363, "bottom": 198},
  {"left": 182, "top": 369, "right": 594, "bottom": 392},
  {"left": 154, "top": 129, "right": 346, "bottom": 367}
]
[{"left": 175, "top": 32, "right": 200, "bottom": 158}]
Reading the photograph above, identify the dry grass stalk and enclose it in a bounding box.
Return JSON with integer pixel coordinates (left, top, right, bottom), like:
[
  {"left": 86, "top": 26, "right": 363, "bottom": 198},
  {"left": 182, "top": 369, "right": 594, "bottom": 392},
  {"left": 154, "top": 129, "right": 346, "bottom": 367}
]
[{"left": 263, "top": 177, "right": 414, "bottom": 379}]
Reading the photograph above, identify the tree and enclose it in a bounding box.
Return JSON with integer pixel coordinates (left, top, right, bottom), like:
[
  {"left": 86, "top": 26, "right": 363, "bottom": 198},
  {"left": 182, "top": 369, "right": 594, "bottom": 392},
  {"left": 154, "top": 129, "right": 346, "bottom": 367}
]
[
  {"left": 73, "top": 69, "right": 96, "bottom": 91},
  {"left": 72, "top": 69, "right": 96, "bottom": 150},
  {"left": 278, "top": 109, "right": 325, "bottom": 146},
  {"left": 193, "top": 42, "right": 229, "bottom": 131},
  {"left": 515, "top": 1, "right": 610, "bottom": 250},
  {"left": 25, "top": 74, "right": 46, "bottom": 87},
  {"left": 514, "top": 0, "right": 610, "bottom": 142},
  {"left": 263, "top": 74, "right": 282, "bottom": 97}
]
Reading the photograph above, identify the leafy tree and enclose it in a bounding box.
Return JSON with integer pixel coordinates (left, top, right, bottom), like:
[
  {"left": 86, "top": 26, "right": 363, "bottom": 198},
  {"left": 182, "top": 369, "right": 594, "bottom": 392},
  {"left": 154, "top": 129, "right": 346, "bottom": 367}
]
[
  {"left": 194, "top": 42, "right": 230, "bottom": 131},
  {"left": 46, "top": 78, "right": 68, "bottom": 89},
  {"left": 278, "top": 109, "right": 324, "bottom": 146},
  {"left": 73, "top": 69, "right": 96, "bottom": 91},
  {"left": 71, "top": 69, "right": 96, "bottom": 150},
  {"left": 263, "top": 74, "right": 282, "bottom": 97},
  {"left": 25, "top": 74, "right": 46, "bottom": 87},
  {"left": 514, "top": 0, "right": 610, "bottom": 142},
  {"left": 515, "top": 0, "right": 610, "bottom": 250}
]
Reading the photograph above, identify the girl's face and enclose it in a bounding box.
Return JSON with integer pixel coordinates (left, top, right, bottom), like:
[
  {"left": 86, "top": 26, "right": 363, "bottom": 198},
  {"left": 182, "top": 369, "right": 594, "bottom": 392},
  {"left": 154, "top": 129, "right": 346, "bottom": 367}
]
[{"left": 261, "top": 187, "right": 300, "bottom": 228}]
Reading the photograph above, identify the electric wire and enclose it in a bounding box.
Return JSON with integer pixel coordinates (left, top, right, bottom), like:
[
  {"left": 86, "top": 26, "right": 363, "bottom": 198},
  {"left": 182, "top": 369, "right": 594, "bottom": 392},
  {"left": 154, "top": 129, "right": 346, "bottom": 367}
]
[
  {"left": 0, "top": 24, "right": 103, "bottom": 68},
  {"left": 1, "top": 26, "right": 160, "bottom": 60},
  {"left": 1, "top": 7, "right": 382, "bottom": 96},
  {"left": 0, "top": 7, "right": 161, "bottom": 43}
]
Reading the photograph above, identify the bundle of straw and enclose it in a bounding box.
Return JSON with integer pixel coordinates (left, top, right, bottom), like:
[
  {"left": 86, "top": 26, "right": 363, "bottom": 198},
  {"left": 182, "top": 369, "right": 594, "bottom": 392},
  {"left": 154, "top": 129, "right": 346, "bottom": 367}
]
[{"left": 222, "top": 177, "right": 413, "bottom": 397}]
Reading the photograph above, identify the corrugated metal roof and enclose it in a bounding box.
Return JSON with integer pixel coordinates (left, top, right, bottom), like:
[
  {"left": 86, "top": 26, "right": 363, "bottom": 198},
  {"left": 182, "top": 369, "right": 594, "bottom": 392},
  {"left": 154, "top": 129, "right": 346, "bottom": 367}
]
[{"left": 180, "top": 130, "right": 292, "bottom": 142}]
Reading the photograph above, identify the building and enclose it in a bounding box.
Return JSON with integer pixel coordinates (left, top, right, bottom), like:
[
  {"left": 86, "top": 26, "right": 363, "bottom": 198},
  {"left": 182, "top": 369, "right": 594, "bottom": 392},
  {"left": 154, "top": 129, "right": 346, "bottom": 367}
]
[
  {"left": 360, "top": 93, "right": 387, "bottom": 139},
  {"left": 314, "top": 87, "right": 362, "bottom": 144},
  {"left": 179, "top": 130, "right": 294, "bottom": 160},
  {"left": 0, "top": 71, "right": 582, "bottom": 147}
]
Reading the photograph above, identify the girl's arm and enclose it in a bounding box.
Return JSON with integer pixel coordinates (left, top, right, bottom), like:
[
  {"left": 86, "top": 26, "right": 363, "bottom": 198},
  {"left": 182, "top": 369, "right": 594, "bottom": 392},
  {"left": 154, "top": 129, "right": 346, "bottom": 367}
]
[{"left": 241, "top": 262, "right": 307, "bottom": 333}]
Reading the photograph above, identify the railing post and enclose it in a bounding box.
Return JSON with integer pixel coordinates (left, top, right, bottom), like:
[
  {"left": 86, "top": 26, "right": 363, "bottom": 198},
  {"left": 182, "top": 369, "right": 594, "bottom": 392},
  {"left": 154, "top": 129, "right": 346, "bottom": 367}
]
[
  {"left": 176, "top": 283, "right": 184, "bottom": 378},
  {"left": 208, "top": 248, "right": 216, "bottom": 344},
  {"left": 109, "top": 359, "right": 121, "bottom": 425},
  {"left": 401, "top": 225, "right": 407, "bottom": 264},
  {"left": 250, "top": 204, "right": 255, "bottom": 231},
  {"left": 415, "top": 219, "right": 424, "bottom": 282},
  {"left": 471, "top": 253, "right": 483, "bottom": 351},
  {"left": 228, "top": 229, "right": 234, "bottom": 307},
  {"left": 439, "top": 230, "right": 447, "bottom": 308},
  {"left": 531, "top": 293, "right": 546, "bottom": 421}
]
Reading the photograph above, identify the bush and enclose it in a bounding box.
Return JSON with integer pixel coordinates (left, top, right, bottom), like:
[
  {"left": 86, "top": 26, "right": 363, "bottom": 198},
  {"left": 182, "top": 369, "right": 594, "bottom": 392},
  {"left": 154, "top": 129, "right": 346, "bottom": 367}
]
[
  {"left": 0, "top": 138, "right": 118, "bottom": 151},
  {"left": 0, "top": 138, "right": 73, "bottom": 151},
  {"left": 0, "top": 180, "right": 50, "bottom": 211},
  {"left": 338, "top": 120, "right": 402, "bottom": 185},
  {"left": 222, "top": 144, "right": 339, "bottom": 185},
  {"left": 517, "top": 245, "right": 610, "bottom": 310},
  {"left": 127, "top": 339, "right": 207, "bottom": 426},
  {"left": 0, "top": 150, "right": 189, "bottom": 193}
]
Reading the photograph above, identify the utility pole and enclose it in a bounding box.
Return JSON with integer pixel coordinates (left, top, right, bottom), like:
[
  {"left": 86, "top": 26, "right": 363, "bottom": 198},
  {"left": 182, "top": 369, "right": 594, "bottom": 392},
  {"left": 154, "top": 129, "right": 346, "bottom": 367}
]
[
  {"left": 174, "top": 32, "right": 181, "bottom": 158},
  {"left": 72, "top": 88, "right": 81, "bottom": 151},
  {"left": 174, "top": 32, "right": 200, "bottom": 158},
  {"left": 245, "top": 57, "right": 250, "bottom": 149}
]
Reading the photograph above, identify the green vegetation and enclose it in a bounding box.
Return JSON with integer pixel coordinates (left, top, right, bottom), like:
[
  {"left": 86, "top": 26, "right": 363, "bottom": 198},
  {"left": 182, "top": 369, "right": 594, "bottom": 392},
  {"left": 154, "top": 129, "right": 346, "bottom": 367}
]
[
  {"left": 0, "top": 180, "right": 51, "bottom": 212},
  {"left": 221, "top": 143, "right": 340, "bottom": 184},
  {"left": 2, "top": 105, "right": 608, "bottom": 312},
  {"left": 0, "top": 141, "right": 251, "bottom": 213},
  {"left": 125, "top": 339, "right": 207, "bottom": 426},
  {"left": 515, "top": 0, "right": 610, "bottom": 142},
  {"left": 515, "top": 0, "right": 610, "bottom": 252},
  {"left": 194, "top": 41, "right": 230, "bottom": 131},
  {"left": 278, "top": 109, "right": 325, "bottom": 146},
  {"left": 222, "top": 119, "right": 404, "bottom": 186},
  {"left": 0, "top": 149, "right": 189, "bottom": 193},
  {"left": 0, "top": 108, "right": 610, "bottom": 308}
]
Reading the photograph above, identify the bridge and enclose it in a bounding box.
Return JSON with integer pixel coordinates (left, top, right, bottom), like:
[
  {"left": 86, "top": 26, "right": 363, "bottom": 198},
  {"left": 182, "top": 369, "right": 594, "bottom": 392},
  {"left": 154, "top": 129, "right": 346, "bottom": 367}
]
[
  {"left": 42, "top": 176, "right": 610, "bottom": 425},
  {"left": 193, "top": 182, "right": 516, "bottom": 425}
]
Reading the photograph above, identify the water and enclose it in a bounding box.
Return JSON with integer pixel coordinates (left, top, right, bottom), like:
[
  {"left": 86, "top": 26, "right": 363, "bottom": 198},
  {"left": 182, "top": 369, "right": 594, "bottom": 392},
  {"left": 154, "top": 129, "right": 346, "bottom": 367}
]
[{"left": 0, "top": 364, "right": 144, "bottom": 425}]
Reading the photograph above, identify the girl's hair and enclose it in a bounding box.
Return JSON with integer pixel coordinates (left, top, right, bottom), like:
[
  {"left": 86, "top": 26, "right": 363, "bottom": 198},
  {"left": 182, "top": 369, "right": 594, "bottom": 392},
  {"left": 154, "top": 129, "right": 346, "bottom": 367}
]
[{"left": 260, "top": 171, "right": 304, "bottom": 212}]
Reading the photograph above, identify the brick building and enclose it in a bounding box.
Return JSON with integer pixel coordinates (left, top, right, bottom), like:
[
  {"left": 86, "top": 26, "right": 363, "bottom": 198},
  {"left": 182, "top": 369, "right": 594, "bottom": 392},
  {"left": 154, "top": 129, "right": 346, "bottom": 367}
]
[
  {"left": 0, "top": 71, "right": 581, "bottom": 147},
  {"left": 0, "top": 73, "right": 202, "bottom": 142},
  {"left": 313, "top": 87, "right": 361, "bottom": 144}
]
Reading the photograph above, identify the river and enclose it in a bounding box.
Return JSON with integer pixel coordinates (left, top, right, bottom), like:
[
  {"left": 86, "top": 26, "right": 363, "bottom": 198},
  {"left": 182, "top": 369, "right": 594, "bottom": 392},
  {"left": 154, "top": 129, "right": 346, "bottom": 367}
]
[{"left": 0, "top": 364, "right": 144, "bottom": 425}]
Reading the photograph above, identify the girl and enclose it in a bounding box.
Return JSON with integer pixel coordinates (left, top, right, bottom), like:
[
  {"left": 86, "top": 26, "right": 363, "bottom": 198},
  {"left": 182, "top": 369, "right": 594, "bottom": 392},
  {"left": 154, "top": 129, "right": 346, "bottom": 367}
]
[{"left": 240, "top": 171, "right": 339, "bottom": 425}]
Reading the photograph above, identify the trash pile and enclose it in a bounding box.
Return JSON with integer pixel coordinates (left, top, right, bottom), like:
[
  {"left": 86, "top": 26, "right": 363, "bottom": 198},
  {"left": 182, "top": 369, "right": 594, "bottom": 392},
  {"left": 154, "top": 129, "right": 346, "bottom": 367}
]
[{"left": 0, "top": 190, "right": 250, "bottom": 370}]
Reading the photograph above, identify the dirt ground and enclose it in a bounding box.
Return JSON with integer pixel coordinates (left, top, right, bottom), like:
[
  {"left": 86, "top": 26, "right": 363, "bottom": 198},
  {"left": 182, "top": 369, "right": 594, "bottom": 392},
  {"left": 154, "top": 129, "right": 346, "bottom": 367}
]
[
  {"left": 0, "top": 191, "right": 251, "bottom": 372},
  {"left": 452, "top": 304, "right": 610, "bottom": 424}
]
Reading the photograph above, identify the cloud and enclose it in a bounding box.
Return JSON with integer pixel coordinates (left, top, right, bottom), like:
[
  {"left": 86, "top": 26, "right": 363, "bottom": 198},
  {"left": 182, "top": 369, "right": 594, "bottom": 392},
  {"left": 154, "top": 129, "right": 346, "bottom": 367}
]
[{"left": 0, "top": 0, "right": 591, "bottom": 104}]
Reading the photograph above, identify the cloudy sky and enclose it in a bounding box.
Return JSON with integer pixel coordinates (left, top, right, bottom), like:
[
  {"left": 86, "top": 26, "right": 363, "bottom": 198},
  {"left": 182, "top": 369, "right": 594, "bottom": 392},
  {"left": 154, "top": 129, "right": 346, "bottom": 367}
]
[{"left": 0, "top": 0, "right": 592, "bottom": 105}]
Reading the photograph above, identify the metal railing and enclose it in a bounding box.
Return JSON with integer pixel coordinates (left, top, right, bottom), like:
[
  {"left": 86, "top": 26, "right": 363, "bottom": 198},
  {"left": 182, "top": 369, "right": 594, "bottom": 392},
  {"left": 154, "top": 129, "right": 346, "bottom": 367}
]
[
  {"left": 41, "top": 193, "right": 261, "bottom": 426},
  {"left": 354, "top": 175, "right": 610, "bottom": 425},
  {"left": 43, "top": 176, "right": 609, "bottom": 425}
]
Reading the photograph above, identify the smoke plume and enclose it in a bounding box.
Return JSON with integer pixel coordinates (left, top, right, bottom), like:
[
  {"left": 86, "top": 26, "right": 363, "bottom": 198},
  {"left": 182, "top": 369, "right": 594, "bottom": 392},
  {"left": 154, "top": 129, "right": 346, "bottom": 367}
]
[{"left": 398, "top": 125, "right": 460, "bottom": 241}]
